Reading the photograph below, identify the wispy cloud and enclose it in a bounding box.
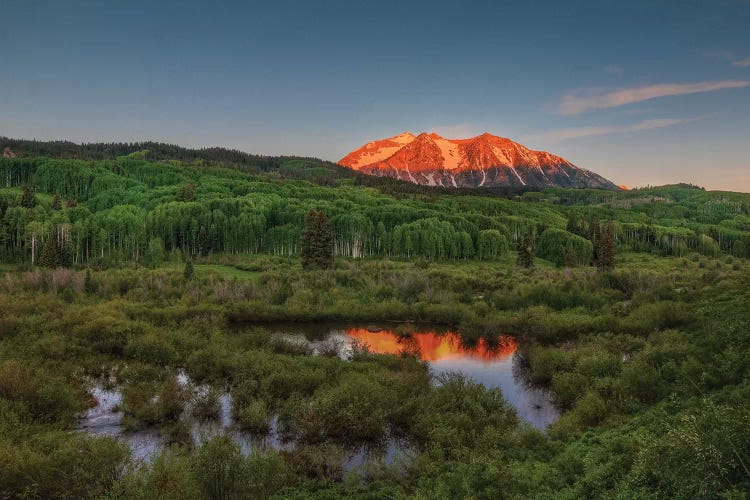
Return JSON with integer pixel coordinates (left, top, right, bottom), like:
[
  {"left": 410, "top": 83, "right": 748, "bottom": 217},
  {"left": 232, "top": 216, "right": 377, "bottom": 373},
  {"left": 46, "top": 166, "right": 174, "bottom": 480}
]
[
  {"left": 560, "top": 80, "right": 750, "bottom": 114},
  {"left": 533, "top": 118, "right": 695, "bottom": 141},
  {"left": 733, "top": 58, "right": 750, "bottom": 67}
]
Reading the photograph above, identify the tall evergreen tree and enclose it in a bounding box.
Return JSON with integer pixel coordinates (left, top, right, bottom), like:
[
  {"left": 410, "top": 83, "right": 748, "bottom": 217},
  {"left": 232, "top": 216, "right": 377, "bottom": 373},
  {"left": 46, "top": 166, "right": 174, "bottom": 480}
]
[
  {"left": 590, "top": 217, "right": 601, "bottom": 267},
  {"left": 37, "top": 235, "right": 58, "bottom": 268},
  {"left": 599, "top": 219, "right": 616, "bottom": 270},
  {"left": 564, "top": 242, "right": 579, "bottom": 267},
  {"left": 516, "top": 233, "right": 535, "bottom": 268},
  {"left": 178, "top": 182, "right": 196, "bottom": 202},
  {"left": 84, "top": 269, "right": 94, "bottom": 293},
  {"left": 20, "top": 186, "right": 37, "bottom": 208},
  {"left": 51, "top": 194, "right": 62, "bottom": 210},
  {"left": 301, "top": 209, "right": 334, "bottom": 270},
  {"left": 184, "top": 258, "right": 195, "bottom": 280},
  {"left": 57, "top": 237, "right": 73, "bottom": 267}
]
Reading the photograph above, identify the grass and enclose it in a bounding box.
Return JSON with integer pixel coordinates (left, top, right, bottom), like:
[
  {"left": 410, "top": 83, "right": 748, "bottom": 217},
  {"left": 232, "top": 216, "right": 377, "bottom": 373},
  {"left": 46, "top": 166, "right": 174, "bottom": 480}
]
[
  {"left": 0, "top": 251, "right": 748, "bottom": 497},
  {"left": 195, "top": 263, "right": 261, "bottom": 280}
]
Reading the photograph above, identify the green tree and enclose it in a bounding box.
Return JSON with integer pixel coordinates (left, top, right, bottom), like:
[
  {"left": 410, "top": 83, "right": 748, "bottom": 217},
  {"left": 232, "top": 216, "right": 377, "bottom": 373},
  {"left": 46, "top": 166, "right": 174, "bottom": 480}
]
[
  {"left": 477, "top": 229, "right": 510, "bottom": 260},
  {"left": 197, "top": 225, "right": 210, "bottom": 257},
  {"left": 57, "top": 237, "right": 73, "bottom": 267},
  {"left": 146, "top": 237, "right": 166, "bottom": 266},
  {"left": 300, "top": 209, "right": 334, "bottom": 270},
  {"left": 84, "top": 269, "right": 94, "bottom": 293},
  {"left": 177, "top": 182, "right": 196, "bottom": 202},
  {"left": 590, "top": 217, "right": 601, "bottom": 267},
  {"left": 20, "top": 186, "right": 37, "bottom": 208},
  {"left": 599, "top": 220, "right": 616, "bottom": 270},
  {"left": 517, "top": 233, "right": 535, "bottom": 268},
  {"left": 564, "top": 243, "right": 579, "bottom": 267},
  {"left": 51, "top": 194, "right": 62, "bottom": 210},
  {"left": 37, "top": 234, "right": 59, "bottom": 268},
  {"left": 184, "top": 258, "right": 195, "bottom": 280}
]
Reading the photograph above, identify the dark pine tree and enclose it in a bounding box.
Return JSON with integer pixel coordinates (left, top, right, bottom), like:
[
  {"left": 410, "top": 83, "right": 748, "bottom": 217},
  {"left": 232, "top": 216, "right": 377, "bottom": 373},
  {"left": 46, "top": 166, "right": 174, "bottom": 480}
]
[
  {"left": 599, "top": 219, "right": 616, "bottom": 270},
  {"left": 37, "top": 235, "right": 58, "bottom": 268},
  {"left": 178, "top": 182, "right": 197, "bottom": 202},
  {"left": 57, "top": 237, "right": 73, "bottom": 267},
  {"left": 590, "top": 217, "right": 601, "bottom": 267},
  {"left": 564, "top": 242, "right": 579, "bottom": 267},
  {"left": 84, "top": 269, "right": 94, "bottom": 293},
  {"left": 516, "top": 233, "right": 535, "bottom": 268},
  {"left": 20, "top": 186, "right": 37, "bottom": 208},
  {"left": 301, "top": 209, "right": 334, "bottom": 270},
  {"left": 51, "top": 194, "right": 62, "bottom": 210},
  {"left": 184, "top": 258, "right": 195, "bottom": 280}
]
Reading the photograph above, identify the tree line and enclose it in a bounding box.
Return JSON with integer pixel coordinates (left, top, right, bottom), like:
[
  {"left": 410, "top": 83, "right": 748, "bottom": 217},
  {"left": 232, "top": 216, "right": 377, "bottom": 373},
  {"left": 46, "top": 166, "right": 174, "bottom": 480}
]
[{"left": 0, "top": 155, "right": 748, "bottom": 268}]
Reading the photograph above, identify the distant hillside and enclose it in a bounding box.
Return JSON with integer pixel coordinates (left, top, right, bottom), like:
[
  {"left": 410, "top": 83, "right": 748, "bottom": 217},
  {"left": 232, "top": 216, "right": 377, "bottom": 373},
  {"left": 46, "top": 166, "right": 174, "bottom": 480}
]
[{"left": 0, "top": 137, "right": 553, "bottom": 199}]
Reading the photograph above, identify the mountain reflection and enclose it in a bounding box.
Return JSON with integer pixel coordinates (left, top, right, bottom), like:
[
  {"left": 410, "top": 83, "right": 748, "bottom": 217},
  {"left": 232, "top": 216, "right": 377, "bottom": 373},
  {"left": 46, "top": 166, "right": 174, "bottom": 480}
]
[{"left": 344, "top": 328, "right": 517, "bottom": 362}]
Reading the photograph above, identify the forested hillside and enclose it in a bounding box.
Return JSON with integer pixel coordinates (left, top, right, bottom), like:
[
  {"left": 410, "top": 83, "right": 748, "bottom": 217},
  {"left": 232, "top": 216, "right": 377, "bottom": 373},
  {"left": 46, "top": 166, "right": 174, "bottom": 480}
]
[{"left": 1, "top": 149, "right": 749, "bottom": 268}]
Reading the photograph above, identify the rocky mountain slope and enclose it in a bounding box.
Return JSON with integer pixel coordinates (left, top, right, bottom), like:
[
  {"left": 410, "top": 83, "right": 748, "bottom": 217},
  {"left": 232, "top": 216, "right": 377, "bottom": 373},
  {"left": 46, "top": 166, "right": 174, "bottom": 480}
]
[{"left": 339, "top": 131, "right": 618, "bottom": 189}]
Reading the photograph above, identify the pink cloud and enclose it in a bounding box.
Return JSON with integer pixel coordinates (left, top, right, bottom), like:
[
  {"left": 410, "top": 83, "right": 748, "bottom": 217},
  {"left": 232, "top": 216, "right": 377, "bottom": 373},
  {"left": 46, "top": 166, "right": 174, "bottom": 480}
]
[
  {"left": 532, "top": 118, "right": 695, "bottom": 141},
  {"left": 560, "top": 80, "right": 750, "bottom": 114},
  {"left": 733, "top": 58, "right": 750, "bottom": 67}
]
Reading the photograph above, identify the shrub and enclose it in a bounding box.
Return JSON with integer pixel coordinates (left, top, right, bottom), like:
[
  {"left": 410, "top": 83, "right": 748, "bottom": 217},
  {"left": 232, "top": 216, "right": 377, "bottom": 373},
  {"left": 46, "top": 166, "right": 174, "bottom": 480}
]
[
  {"left": 236, "top": 400, "right": 271, "bottom": 434},
  {"left": 193, "top": 437, "right": 250, "bottom": 500},
  {"left": 191, "top": 389, "right": 222, "bottom": 421},
  {"left": 289, "top": 374, "right": 391, "bottom": 443},
  {"left": 574, "top": 390, "right": 608, "bottom": 426},
  {"left": 551, "top": 372, "right": 588, "bottom": 409}
]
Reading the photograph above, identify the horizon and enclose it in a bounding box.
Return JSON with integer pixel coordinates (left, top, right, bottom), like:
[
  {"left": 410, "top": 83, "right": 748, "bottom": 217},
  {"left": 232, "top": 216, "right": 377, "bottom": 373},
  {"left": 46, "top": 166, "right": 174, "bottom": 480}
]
[
  {"left": 2, "top": 0, "right": 749, "bottom": 191},
  {"left": 0, "top": 132, "right": 741, "bottom": 193}
]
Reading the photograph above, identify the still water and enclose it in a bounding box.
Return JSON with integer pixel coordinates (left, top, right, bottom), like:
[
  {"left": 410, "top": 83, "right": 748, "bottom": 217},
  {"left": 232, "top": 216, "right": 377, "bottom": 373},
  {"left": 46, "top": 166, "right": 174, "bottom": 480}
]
[
  {"left": 304, "top": 326, "right": 559, "bottom": 429},
  {"left": 79, "top": 325, "right": 558, "bottom": 465}
]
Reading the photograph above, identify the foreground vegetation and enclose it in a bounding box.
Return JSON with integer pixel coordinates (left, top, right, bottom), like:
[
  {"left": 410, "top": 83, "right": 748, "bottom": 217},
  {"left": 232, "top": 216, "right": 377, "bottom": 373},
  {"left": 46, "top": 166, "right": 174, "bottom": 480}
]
[{"left": 1, "top": 142, "right": 749, "bottom": 498}]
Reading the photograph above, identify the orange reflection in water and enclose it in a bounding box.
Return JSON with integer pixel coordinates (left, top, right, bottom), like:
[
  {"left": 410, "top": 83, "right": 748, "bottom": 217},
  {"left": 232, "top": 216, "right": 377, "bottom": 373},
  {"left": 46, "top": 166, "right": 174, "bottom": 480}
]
[{"left": 345, "top": 328, "right": 517, "bottom": 363}]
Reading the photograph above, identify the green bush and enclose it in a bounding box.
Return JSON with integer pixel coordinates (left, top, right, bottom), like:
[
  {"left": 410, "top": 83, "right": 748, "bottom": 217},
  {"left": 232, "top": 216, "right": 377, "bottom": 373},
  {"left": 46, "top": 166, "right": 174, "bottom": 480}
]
[{"left": 236, "top": 400, "right": 271, "bottom": 434}]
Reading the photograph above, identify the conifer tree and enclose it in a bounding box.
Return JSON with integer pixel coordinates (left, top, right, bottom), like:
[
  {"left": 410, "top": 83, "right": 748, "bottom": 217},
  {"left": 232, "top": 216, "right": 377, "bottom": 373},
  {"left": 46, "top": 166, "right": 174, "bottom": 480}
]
[
  {"left": 178, "top": 182, "right": 196, "bottom": 202},
  {"left": 516, "top": 233, "right": 535, "bottom": 268},
  {"left": 51, "top": 194, "right": 62, "bottom": 210},
  {"left": 184, "top": 258, "right": 195, "bottom": 280},
  {"left": 590, "top": 217, "right": 601, "bottom": 267},
  {"left": 301, "top": 209, "right": 334, "bottom": 270},
  {"left": 84, "top": 269, "right": 94, "bottom": 293},
  {"left": 599, "top": 219, "right": 616, "bottom": 270},
  {"left": 564, "top": 242, "right": 579, "bottom": 267},
  {"left": 37, "top": 235, "right": 58, "bottom": 268},
  {"left": 57, "top": 237, "right": 73, "bottom": 267},
  {"left": 20, "top": 186, "right": 37, "bottom": 208}
]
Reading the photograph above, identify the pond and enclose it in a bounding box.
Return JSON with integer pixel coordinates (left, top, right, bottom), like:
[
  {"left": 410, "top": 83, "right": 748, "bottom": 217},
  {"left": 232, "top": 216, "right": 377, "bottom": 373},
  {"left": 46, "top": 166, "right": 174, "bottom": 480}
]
[
  {"left": 78, "top": 324, "right": 557, "bottom": 466},
  {"left": 275, "top": 325, "right": 559, "bottom": 430}
]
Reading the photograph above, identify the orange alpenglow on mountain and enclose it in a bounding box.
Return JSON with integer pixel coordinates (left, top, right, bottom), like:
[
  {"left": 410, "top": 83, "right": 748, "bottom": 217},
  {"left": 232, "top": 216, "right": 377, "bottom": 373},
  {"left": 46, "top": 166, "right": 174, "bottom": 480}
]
[{"left": 339, "top": 131, "right": 618, "bottom": 189}]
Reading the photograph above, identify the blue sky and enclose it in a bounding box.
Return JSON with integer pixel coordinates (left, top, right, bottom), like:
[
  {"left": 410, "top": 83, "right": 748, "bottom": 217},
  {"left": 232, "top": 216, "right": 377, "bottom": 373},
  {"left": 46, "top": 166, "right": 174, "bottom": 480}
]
[{"left": 2, "top": 0, "right": 749, "bottom": 190}]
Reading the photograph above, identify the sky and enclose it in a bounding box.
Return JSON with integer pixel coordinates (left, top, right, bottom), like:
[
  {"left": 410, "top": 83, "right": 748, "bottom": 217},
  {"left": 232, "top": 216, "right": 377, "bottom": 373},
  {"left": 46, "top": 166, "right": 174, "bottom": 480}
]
[{"left": 1, "top": 0, "right": 749, "bottom": 191}]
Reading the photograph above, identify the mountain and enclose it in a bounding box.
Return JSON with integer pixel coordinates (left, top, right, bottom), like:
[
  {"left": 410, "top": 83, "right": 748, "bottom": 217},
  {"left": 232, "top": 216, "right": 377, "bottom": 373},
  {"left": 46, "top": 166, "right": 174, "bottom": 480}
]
[{"left": 339, "top": 131, "right": 618, "bottom": 189}]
